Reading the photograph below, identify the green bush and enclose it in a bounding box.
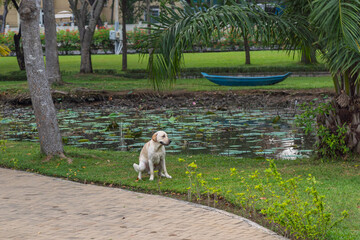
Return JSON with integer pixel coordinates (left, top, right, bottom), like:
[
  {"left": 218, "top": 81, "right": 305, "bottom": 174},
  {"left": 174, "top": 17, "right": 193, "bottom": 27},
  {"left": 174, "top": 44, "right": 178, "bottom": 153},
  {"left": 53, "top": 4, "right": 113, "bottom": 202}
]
[
  {"left": 57, "top": 29, "right": 80, "bottom": 54},
  {"left": 229, "top": 160, "right": 348, "bottom": 239},
  {"left": 316, "top": 124, "right": 349, "bottom": 159},
  {"left": 295, "top": 101, "right": 350, "bottom": 159},
  {"left": 0, "top": 140, "right": 7, "bottom": 153},
  {"left": 180, "top": 157, "right": 348, "bottom": 239},
  {"left": 0, "top": 27, "right": 270, "bottom": 55},
  {"left": 92, "top": 26, "right": 114, "bottom": 54},
  {"left": 0, "top": 31, "right": 16, "bottom": 51}
]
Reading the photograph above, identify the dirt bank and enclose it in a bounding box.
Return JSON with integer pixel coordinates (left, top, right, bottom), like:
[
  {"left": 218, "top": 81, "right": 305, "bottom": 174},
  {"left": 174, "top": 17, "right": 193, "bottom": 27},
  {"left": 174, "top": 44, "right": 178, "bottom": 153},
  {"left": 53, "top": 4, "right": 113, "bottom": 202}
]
[{"left": 0, "top": 88, "right": 334, "bottom": 110}]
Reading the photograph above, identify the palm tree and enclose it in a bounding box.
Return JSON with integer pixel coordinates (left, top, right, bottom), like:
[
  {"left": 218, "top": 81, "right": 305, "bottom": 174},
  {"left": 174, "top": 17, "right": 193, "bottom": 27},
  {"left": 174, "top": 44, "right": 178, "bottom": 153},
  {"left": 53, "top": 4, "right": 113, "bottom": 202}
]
[
  {"left": 309, "top": 0, "right": 360, "bottom": 154},
  {"left": 141, "top": 0, "right": 309, "bottom": 87},
  {"left": 282, "top": 0, "right": 318, "bottom": 64},
  {"left": 142, "top": 0, "right": 360, "bottom": 155}
]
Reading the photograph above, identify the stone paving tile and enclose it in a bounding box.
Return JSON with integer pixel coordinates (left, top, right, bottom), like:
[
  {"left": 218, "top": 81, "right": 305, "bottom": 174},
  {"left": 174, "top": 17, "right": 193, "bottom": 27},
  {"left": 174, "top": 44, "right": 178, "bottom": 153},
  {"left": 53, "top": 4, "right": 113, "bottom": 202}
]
[{"left": 0, "top": 168, "right": 285, "bottom": 240}]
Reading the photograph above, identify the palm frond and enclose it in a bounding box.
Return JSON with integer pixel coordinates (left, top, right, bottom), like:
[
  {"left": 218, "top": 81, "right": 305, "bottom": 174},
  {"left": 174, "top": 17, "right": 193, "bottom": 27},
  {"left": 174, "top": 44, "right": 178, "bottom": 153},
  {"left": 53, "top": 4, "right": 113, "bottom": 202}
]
[
  {"left": 311, "top": 0, "right": 360, "bottom": 91},
  {"left": 311, "top": 0, "right": 360, "bottom": 53},
  {"left": 141, "top": 0, "right": 310, "bottom": 89}
]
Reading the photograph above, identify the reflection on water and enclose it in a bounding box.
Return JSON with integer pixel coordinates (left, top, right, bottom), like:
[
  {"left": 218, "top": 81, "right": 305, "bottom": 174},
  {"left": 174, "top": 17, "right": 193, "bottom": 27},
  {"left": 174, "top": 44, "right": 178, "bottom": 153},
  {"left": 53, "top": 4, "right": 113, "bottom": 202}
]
[{"left": 0, "top": 106, "right": 315, "bottom": 159}]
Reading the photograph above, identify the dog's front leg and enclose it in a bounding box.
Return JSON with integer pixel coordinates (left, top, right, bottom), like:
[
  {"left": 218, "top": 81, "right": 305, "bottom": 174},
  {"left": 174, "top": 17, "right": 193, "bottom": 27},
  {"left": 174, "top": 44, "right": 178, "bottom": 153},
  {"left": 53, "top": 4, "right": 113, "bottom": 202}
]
[
  {"left": 148, "top": 159, "right": 155, "bottom": 181},
  {"left": 161, "top": 157, "right": 172, "bottom": 179}
]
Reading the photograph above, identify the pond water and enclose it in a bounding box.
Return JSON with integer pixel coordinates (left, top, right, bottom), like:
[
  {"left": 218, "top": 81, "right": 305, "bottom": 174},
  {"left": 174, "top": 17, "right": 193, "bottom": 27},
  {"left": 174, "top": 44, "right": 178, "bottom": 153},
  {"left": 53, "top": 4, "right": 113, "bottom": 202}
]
[{"left": 0, "top": 106, "right": 315, "bottom": 159}]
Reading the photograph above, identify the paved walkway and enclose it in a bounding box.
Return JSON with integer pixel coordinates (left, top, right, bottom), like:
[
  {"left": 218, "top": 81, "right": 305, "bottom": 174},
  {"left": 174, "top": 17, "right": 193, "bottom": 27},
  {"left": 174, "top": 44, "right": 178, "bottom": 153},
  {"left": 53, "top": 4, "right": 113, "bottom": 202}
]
[{"left": 0, "top": 168, "right": 284, "bottom": 240}]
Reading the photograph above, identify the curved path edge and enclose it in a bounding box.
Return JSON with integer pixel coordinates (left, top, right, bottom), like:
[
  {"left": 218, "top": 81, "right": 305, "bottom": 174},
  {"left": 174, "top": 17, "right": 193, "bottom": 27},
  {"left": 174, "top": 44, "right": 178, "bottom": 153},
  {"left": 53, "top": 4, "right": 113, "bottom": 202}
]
[{"left": 0, "top": 167, "right": 287, "bottom": 240}]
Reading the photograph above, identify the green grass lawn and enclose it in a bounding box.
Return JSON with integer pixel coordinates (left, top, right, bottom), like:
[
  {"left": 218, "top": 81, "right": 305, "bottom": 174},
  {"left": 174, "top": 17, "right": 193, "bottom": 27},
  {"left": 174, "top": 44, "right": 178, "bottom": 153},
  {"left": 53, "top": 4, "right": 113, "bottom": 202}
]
[
  {"left": 1, "top": 50, "right": 311, "bottom": 75},
  {"left": 0, "top": 75, "right": 333, "bottom": 94},
  {"left": 0, "top": 50, "right": 332, "bottom": 94},
  {"left": 1, "top": 141, "right": 359, "bottom": 240}
]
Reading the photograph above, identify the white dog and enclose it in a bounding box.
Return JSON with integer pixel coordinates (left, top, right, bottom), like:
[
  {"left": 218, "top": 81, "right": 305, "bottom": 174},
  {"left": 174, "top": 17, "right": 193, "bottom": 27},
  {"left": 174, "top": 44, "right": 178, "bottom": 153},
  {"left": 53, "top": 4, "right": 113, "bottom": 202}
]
[{"left": 133, "top": 131, "right": 172, "bottom": 181}]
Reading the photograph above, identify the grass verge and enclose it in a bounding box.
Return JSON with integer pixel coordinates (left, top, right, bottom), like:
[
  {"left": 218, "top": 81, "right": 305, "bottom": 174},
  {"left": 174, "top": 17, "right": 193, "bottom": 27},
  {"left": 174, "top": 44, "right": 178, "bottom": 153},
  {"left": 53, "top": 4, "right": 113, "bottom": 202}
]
[
  {"left": 0, "top": 51, "right": 316, "bottom": 75},
  {"left": 1, "top": 141, "right": 359, "bottom": 239},
  {"left": 0, "top": 75, "right": 333, "bottom": 94}
]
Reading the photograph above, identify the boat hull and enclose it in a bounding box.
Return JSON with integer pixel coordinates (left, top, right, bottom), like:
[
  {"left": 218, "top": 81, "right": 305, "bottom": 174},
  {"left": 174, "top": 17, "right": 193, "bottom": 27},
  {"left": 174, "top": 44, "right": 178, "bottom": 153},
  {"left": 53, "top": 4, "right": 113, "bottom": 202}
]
[{"left": 201, "top": 72, "right": 292, "bottom": 86}]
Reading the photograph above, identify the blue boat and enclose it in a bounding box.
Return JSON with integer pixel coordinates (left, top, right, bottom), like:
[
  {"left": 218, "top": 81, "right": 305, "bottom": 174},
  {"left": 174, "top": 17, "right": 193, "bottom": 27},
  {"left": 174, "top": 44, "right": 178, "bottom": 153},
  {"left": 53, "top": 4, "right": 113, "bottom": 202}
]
[{"left": 201, "top": 72, "right": 292, "bottom": 86}]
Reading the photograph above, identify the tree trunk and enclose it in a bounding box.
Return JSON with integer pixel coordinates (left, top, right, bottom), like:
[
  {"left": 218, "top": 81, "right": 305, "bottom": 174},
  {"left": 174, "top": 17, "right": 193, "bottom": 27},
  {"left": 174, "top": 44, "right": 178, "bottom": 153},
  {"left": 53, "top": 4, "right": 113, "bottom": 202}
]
[
  {"left": 121, "top": 0, "right": 127, "bottom": 71},
  {"left": 146, "top": 0, "right": 150, "bottom": 34},
  {"left": 301, "top": 46, "right": 317, "bottom": 65},
  {"left": 43, "top": 0, "right": 62, "bottom": 85},
  {"left": 80, "top": 37, "right": 93, "bottom": 73},
  {"left": 14, "top": 30, "right": 26, "bottom": 70},
  {"left": 110, "top": 0, "right": 115, "bottom": 24},
  {"left": 19, "top": 0, "right": 64, "bottom": 156},
  {"left": 1, "top": 0, "right": 9, "bottom": 33},
  {"left": 243, "top": 32, "right": 251, "bottom": 65},
  {"left": 69, "top": 0, "right": 105, "bottom": 74},
  {"left": 317, "top": 70, "right": 360, "bottom": 157},
  {"left": 10, "top": 0, "right": 25, "bottom": 70}
]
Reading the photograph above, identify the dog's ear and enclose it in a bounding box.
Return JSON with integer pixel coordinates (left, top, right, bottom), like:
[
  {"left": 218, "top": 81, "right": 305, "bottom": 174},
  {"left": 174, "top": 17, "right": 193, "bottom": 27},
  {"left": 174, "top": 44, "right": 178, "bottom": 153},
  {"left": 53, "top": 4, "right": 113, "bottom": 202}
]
[{"left": 152, "top": 132, "right": 158, "bottom": 142}]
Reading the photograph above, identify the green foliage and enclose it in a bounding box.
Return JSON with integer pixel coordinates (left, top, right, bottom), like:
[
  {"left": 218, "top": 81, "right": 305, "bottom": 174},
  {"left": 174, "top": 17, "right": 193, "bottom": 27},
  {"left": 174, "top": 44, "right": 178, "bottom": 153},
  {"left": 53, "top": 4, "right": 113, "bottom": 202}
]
[
  {"left": 295, "top": 101, "right": 349, "bottom": 159},
  {"left": 295, "top": 101, "right": 333, "bottom": 134},
  {"left": 0, "top": 140, "right": 7, "bottom": 153},
  {"left": 56, "top": 29, "right": 80, "bottom": 54},
  {"left": 93, "top": 27, "right": 114, "bottom": 54},
  {"left": 316, "top": 124, "right": 349, "bottom": 159},
  {"left": 230, "top": 159, "right": 348, "bottom": 240},
  {"left": 180, "top": 157, "right": 348, "bottom": 239},
  {"left": 179, "top": 157, "right": 220, "bottom": 206},
  {"left": 0, "top": 31, "right": 16, "bottom": 51}
]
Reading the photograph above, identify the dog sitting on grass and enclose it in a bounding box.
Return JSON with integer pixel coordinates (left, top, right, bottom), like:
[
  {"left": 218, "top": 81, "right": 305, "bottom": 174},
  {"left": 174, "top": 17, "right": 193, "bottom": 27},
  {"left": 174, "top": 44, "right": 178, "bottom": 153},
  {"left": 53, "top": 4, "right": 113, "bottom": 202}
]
[{"left": 133, "top": 131, "right": 172, "bottom": 181}]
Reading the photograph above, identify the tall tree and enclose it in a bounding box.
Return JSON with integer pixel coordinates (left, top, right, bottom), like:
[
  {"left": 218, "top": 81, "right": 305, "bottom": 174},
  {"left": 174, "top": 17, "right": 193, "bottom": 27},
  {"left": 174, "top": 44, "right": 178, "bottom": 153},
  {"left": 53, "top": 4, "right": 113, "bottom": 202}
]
[
  {"left": 282, "top": 0, "right": 317, "bottom": 64},
  {"left": 19, "top": 0, "right": 66, "bottom": 160},
  {"left": 119, "top": 0, "right": 150, "bottom": 71},
  {"left": 43, "top": 0, "right": 63, "bottom": 85},
  {"left": 309, "top": 0, "right": 360, "bottom": 155},
  {"left": 69, "top": 0, "right": 106, "bottom": 73}
]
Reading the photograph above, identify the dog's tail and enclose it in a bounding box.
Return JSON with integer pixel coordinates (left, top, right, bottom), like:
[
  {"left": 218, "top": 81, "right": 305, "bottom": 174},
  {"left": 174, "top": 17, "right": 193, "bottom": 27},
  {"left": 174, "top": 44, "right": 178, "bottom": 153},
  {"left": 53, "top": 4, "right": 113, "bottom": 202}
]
[{"left": 133, "top": 163, "right": 139, "bottom": 172}]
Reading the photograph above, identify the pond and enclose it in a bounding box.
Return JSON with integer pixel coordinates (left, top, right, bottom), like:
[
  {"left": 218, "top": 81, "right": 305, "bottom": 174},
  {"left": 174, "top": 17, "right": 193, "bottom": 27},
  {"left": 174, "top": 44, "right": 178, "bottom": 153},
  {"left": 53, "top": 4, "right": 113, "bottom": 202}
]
[{"left": 0, "top": 106, "right": 315, "bottom": 159}]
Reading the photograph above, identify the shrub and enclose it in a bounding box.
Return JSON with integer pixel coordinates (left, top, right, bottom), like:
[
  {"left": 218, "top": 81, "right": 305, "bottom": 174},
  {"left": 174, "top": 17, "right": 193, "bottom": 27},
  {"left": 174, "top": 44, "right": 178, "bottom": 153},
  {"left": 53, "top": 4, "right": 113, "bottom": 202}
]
[
  {"left": 57, "top": 29, "right": 80, "bottom": 54},
  {"left": 229, "top": 159, "right": 348, "bottom": 239},
  {"left": 316, "top": 124, "right": 349, "bottom": 159},
  {"left": 0, "top": 31, "right": 16, "bottom": 51},
  {"left": 0, "top": 140, "right": 7, "bottom": 152},
  {"left": 181, "top": 157, "right": 348, "bottom": 239},
  {"left": 92, "top": 26, "right": 114, "bottom": 54},
  {"left": 295, "top": 101, "right": 350, "bottom": 159}
]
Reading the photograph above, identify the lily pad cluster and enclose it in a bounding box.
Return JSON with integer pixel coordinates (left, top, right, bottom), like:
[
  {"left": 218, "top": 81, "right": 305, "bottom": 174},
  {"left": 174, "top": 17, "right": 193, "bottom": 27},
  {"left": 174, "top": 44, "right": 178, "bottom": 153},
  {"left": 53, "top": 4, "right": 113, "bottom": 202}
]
[{"left": 0, "top": 107, "right": 315, "bottom": 159}]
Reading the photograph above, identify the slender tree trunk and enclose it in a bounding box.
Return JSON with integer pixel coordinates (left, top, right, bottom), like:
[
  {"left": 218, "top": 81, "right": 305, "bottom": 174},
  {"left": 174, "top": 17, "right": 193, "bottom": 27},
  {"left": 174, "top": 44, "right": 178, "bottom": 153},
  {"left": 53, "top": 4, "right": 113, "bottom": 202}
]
[
  {"left": 110, "top": 0, "right": 115, "bottom": 24},
  {"left": 121, "top": 0, "right": 127, "bottom": 71},
  {"left": 69, "top": 0, "right": 105, "bottom": 74},
  {"left": 1, "top": 0, "right": 9, "bottom": 33},
  {"left": 243, "top": 32, "right": 251, "bottom": 65},
  {"left": 14, "top": 30, "right": 26, "bottom": 70},
  {"left": 19, "top": 0, "right": 64, "bottom": 157},
  {"left": 80, "top": 36, "right": 93, "bottom": 73},
  {"left": 43, "top": 0, "right": 62, "bottom": 85},
  {"left": 301, "top": 47, "right": 317, "bottom": 65},
  {"left": 10, "top": 0, "right": 25, "bottom": 70},
  {"left": 146, "top": 0, "right": 150, "bottom": 34}
]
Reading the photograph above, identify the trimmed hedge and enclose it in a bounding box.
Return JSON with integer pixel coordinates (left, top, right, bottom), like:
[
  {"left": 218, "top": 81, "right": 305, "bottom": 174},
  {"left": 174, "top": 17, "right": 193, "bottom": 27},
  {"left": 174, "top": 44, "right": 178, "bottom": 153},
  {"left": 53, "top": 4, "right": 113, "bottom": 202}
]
[{"left": 0, "top": 27, "right": 266, "bottom": 55}]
